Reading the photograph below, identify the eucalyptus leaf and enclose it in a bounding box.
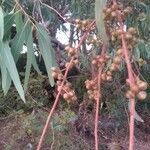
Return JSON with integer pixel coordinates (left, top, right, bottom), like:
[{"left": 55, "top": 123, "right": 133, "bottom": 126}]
[
  {"left": 11, "top": 20, "right": 29, "bottom": 62},
  {"left": 15, "top": 11, "right": 24, "bottom": 33},
  {"left": 95, "top": 0, "right": 108, "bottom": 44},
  {"left": 32, "top": 55, "right": 41, "bottom": 75},
  {"left": 0, "top": 6, "right": 4, "bottom": 40},
  {"left": 0, "top": 52, "right": 11, "bottom": 94},
  {"left": 0, "top": 41, "right": 25, "bottom": 102},
  {"left": 3, "top": 13, "right": 15, "bottom": 40},
  {"left": 24, "top": 23, "right": 33, "bottom": 92},
  {"left": 36, "top": 23, "right": 57, "bottom": 86},
  {"left": 4, "top": 13, "right": 14, "bottom": 33}
]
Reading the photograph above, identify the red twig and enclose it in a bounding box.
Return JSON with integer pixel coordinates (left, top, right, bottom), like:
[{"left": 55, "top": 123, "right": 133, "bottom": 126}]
[
  {"left": 94, "top": 68, "right": 102, "bottom": 150},
  {"left": 36, "top": 20, "right": 95, "bottom": 150},
  {"left": 117, "top": 10, "right": 135, "bottom": 150},
  {"left": 94, "top": 44, "right": 106, "bottom": 150},
  {"left": 111, "top": 0, "right": 136, "bottom": 149},
  {"left": 37, "top": 58, "right": 74, "bottom": 150},
  {"left": 122, "top": 33, "right": 135, "bottom": 150}
]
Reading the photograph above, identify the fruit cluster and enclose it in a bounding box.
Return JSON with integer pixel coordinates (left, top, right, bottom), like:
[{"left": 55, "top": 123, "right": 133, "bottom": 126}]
[
  {"left": 75, "top": 19, "right": 91, "bottom": 31},
  {"left": 86, "top": 36, "right": 102, "bottom": 46},
  {"left": 138, "top": 58, "right": 147, "bottom": 66},
  {"left": 65, "top": 46, "right": 79, "bottom": 69},
  {"left": 98, "top": 50, "right": 122, "bottom": 82},
  {"left": 104, "top": 47, "right": 123, "bottom": 79},
  {"left": 51, "top": 67, "right": 77, "bottom": 102},
  {"left": 111, "top": 27, "right": 138, "bottom": 50},
  {"left": 101, "top": 70, "right": 113, "bottom": 82},
  {"left": 103, "top": 2, "right": 132, "bottom": 23},
  {"left": 85, "top": 79, "right": 101, "bottom": 100},
  {"left": 92, "top": 54, "right": 110, "bottom": 67},
  {"left": 126, "top": 78, "right": 148, "bottom": 100}
]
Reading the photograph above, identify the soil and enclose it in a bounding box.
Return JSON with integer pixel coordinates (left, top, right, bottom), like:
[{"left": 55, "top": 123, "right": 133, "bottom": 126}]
[{"left": 0, "top": 108, "right": 150, "bottom": 150}]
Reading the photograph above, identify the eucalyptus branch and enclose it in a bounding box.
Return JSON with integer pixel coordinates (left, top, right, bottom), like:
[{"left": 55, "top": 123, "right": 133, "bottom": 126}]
[
  {"left": 36, "top": 20, "right": 95, "bottom": 150},
  {"left": 14, "top": 0, "right": 36, "bottom": 27},
  {"left": 39, "top": 0, "right": 75, "bottom": 26}
]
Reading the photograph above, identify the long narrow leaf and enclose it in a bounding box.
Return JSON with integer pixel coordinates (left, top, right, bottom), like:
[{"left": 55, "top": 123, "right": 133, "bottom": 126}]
[
  {"left": 11, "top": 20, "right": 29, "bottom": 62},
  {"left": 4, "top": 13, "right": 15, "bottom": 36},
  {"left": 36, "top": 23, "right": 56, "bottom": 86},
  {"left": 0, "top": 6, "right": 4, "bottom": 40},
  {"left": 15, "top": 11, "right": 24, "bottom": 33},
  {"left": 32, "top": 54, "right": 41, "bottom": 74},
  {"left": 95, "top": 0, "right": 108, "bottom": 44},
  {"left": 0, "top": 41, "right": 25, "bottom": 102},
  {"left": 0, "top": 51, "right": 11, "bottom": 94},
  {"left": 24, "top": 23, "right": 33, "bottom": 92}
]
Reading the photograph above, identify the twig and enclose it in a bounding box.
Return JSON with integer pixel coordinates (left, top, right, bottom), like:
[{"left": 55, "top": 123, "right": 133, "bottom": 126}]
[
  {"left": 116, "top": 4, "right": 135, "bottom": 150},
  {"left": 36, "top": 20, "right": 95, "bottom": 150},
  {"left": 39, "top": 0, "right": 74, "bottom": 25},
  {"left": 50, "top": 122, "right": 55, "bottom": 150},
  {"left": 94, "top": 44, "right": 107, "bottom": 150},
  {"left": 14, "top": 0, "right": 36, "bottom": 27}
]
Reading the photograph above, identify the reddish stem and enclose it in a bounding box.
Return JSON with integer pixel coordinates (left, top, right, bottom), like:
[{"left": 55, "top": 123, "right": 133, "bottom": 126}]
[
  {"left": 129, "top": 98, "right": 135, "bottom": 150},
  {"left": 118, "top": 12, "right": 135, "bottom": 150},
  {"left": 94, "top": 68, "right": 102, "bottom": 150},
  {"left": 37, "top": 58, "right": 74, "bottom": 150},
  {"left": 94, "top": 44, "right": 106, "bottom": 150},
  {"left": 120, "top": 27, "right": 135, "bottom": 150},
  {"left": 111, "top": 0, "right": 136, "bottom": 148},
  {"left": 36, "top": 20, "right": 96, "bottom": 150}
]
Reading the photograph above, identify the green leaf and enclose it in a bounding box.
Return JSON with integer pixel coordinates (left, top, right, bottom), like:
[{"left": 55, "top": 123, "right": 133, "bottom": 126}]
[
  {"left": 3, "top": 13, "right": 15, "bottom": 40},
  {"left": 0, "top": 41, "right": 25, "bottom": 102},
  {"left": 32, "top": 54, "right": 41, "bottom": 74},
  {"left": 0, "top": 53, "right": 11, "bottom": 94},
  {"left": 11, "top": 20, "right": 29, "bottom": 62},
  {"left": 36, "top": 23, "right": 56, "bottom": 86},
  {"left": 133, "top": 47, "right": 140, "bottom": 60},
  {"left": 24, "top": 23, "right": 41, "bottom": 91},
  {"left": 1, "top": 0, "right": 14, "bottom": 12},
  {"left": 95, "top": 0, "right": 108, "bottom": 44},
  {"left": 24, "top": 23, "right": 33, "bottom": 92},
  {"left": 4, "top": 13, "right": 14, "bottom": 33},
  {"left": 3, "top": 20, "right": 28, "bottom": 92},
  {"left": 0, "top": 6, "right": 4, "bottom": 40},
  {"left": 15, "top": 11, "right": 24, "bottom": 33},
  {"left": 145, "top": 44, "right": 150, "bottom": 59}
]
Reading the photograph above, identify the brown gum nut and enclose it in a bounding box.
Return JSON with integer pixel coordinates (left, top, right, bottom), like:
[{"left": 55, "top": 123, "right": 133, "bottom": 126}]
[
  {"left": 126, "top": 90, "right": 135, "bottom": 99},
  {"left": 137, "top": 81, "right": 148, "bottom": 91},
  {"left": 137, "top": 91, "right": 147, "bottom": 100},
  {"left": 130, "top": 85, "right": 139, "bottom": 94},
  {"left": 113, "top": 56, "right": 122, "bottom": 64}
]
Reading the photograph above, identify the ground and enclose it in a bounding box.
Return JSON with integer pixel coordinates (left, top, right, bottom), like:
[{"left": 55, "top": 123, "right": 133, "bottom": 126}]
[{"left": 0, "top": 107, "right": 150, "bottom": 150}]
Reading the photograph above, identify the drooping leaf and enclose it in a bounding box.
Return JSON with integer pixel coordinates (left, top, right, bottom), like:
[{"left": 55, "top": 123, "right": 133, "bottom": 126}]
[
  {"left": 36, "top": 23, "right": 57, "bottom": 86},
  {"left": 95, "top": 0, "right": 108, "bottom": 44},
  {"left": 11, "top": 20, "right": 29, "bottom": 62},
  {"left": 4, "top": 13, "right": 15, "bottom": 33},
  {"left": 0, "top": 52, "right": 11, "bottom": 94},
  {"left": 24, "top": 23, "right": 41, "bottom": 91},
  {"left": 2, "top": 20, "right": 29, "bottom": 93},
  {"left": 0, "top": 6, "right": 4, "bottom": 40},
  {"left": 0, "top": 41, "right": 25, "bottom": 102},
  {"left": 15, "top": 11, "right": 24, "bottom": 33},
  {"left": 24, "top": 23, "right": 33, "bottom": 92},
  {"left": 32, "top": 54, "right": 41, "bottom": 74},
  {"left": 3, "top": 12, "right": 15, "bottom": 40}
]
